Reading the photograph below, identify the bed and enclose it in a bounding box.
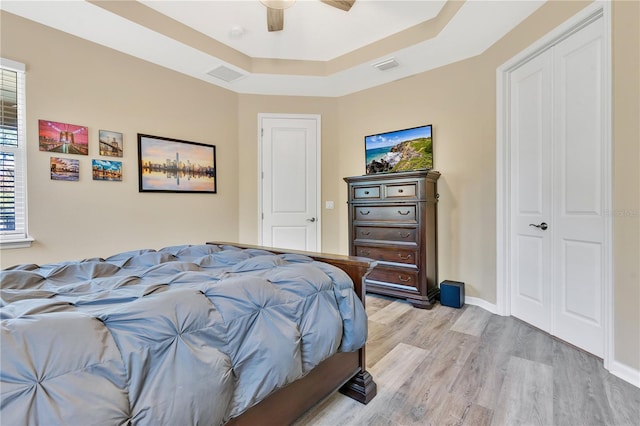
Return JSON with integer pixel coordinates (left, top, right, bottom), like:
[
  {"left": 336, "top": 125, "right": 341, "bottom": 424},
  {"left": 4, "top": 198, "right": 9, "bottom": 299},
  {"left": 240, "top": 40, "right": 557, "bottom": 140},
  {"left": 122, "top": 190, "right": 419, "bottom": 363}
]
[{"left": 0, "top": 242, "right": 377, "bottom": 425}]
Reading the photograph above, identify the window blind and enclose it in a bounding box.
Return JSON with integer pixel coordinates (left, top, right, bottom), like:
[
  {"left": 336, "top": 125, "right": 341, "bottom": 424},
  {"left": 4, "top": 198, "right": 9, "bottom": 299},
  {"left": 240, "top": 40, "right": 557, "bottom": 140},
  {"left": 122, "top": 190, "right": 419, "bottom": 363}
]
[{"left": 0, "top": 59, "right": 27, "bottom": 242}]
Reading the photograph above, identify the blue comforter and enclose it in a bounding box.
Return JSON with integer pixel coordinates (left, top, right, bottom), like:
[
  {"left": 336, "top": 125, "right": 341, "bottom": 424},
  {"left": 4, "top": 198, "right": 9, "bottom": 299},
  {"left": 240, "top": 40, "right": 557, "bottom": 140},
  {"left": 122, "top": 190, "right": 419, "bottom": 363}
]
[{"left": 0, "top": 244, "right": 368, "bottom": 425}]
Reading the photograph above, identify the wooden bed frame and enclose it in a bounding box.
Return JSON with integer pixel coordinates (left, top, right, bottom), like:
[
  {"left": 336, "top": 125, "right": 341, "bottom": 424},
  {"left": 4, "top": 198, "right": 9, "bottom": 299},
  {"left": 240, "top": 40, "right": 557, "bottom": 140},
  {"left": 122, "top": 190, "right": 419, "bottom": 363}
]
[{"left": 207, "top": 242, "right": 378, "bottom": 426}]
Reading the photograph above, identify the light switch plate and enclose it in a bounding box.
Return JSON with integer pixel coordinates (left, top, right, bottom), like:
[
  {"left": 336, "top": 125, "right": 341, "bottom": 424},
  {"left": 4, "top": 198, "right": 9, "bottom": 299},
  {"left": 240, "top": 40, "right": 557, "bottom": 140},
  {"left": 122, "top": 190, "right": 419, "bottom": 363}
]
[{"left": 325, "top": 201, "right": 334, "bottom": 209}]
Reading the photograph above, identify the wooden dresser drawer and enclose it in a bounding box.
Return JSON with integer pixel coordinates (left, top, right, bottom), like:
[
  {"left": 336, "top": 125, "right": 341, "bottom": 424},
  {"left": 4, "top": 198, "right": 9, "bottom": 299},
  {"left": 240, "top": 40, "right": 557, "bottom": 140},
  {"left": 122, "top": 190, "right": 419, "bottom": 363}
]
[
  {"left": 385, "top": 183, "right": 417, "bottom": 198},
  {"left": 353, "top": 186, "right": 381, "bottom": 199},
  {"left": 355, "top": 226, "right": 417, "bottom": 243},
  {"left": 355, "top": 246, "right": 418, "bottom": 266},
  {"left": 354, "top": 205, "right": 416, "bottom": 222},
  {"left": 367, "top": 266, "right": 419, "bottom": 290}
]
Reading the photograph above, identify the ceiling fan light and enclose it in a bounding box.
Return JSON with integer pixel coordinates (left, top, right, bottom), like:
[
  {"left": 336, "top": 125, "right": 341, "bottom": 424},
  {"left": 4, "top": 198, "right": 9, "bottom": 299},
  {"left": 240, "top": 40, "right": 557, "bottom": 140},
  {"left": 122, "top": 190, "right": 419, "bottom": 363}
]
[{"left": 260, "top": 0, "right": 296, "bottom": 9}]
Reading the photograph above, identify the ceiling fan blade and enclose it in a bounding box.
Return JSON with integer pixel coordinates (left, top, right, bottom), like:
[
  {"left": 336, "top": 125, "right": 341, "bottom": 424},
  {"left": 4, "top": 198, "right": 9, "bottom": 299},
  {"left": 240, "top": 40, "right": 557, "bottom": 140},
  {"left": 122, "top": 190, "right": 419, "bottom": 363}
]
[
  {"left": 266, "top": 7, "right": 284, "bottom": 32},
  {"left": 320, "top": 0, "right": 355, "bottom": 12}
]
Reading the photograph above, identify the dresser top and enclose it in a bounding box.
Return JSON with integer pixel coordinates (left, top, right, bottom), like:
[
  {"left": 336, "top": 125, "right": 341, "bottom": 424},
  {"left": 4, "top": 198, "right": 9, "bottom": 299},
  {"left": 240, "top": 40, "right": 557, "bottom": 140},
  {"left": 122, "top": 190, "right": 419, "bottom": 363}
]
[{"left": 344, "top": 170, "right": 440, "bottom": 183}]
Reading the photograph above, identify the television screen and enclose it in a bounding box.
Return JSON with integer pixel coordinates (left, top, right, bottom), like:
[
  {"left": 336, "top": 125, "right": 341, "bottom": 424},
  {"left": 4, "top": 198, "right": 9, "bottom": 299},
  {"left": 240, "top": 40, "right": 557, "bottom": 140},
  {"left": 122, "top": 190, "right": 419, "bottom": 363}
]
[{"left": 365, "top": 124, "right": 433, "bottom": 174}]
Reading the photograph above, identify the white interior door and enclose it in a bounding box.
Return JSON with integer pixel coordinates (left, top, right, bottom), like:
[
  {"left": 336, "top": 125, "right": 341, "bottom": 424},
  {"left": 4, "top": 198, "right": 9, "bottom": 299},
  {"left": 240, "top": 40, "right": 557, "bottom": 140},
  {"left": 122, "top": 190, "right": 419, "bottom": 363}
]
[
  {"left": 260, "top": 115, "right": 320, "bottom": 252},
  {"left": 510, "top": 50, "right": 553, "bottom": 333},
  {"left": 551, "top": 18, "right": 605, "bottom": 356},
  {"left": 510, "top": 17, "right": 606, "bottom": 357}
]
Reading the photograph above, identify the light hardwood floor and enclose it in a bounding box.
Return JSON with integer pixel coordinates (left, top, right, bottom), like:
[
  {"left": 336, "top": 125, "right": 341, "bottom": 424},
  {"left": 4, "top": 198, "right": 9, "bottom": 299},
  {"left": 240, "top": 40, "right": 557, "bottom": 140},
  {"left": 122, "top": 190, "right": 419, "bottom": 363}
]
[{"left": 297, "top": 295, "right": 640, "bottom": 426}]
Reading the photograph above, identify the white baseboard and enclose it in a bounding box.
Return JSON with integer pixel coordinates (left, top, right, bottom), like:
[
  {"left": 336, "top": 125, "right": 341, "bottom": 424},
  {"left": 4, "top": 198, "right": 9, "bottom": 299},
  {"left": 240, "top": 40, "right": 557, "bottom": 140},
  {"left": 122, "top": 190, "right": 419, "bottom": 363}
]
[
  {"left": 609, "top": 360, "right": 640, "bottom": 388},
  {"left": 465, "top": 296, "right": 498, "bottom": 314}
]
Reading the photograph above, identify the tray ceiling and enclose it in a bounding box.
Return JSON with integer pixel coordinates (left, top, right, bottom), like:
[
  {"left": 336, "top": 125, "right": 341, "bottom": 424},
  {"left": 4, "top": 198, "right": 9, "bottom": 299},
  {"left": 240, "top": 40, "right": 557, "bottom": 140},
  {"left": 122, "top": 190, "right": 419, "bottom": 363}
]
[{"left": 0, "top": 0, "right": 546, "bottom": 96}]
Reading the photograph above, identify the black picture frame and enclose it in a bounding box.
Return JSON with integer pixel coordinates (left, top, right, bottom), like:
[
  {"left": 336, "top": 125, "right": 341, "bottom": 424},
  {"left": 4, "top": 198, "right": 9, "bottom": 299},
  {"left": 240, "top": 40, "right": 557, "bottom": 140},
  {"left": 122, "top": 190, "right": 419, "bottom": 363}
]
[{"left": 137, "top": 134, "right": 216, "bottom": 193}]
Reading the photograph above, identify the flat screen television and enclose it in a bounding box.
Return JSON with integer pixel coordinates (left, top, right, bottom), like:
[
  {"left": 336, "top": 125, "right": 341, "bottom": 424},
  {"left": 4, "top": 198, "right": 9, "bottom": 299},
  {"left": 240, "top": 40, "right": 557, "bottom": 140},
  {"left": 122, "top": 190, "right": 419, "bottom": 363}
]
[{"left": 365, "top": 124, "right": 433, "bottom": 175}]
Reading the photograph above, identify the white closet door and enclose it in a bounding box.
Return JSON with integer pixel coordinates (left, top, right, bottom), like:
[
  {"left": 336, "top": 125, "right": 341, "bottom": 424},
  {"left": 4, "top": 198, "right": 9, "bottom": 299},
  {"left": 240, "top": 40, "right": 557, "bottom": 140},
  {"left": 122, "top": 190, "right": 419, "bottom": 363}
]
[
  {"left": 510, "top": 49, "right": 553, "bottom": 333},
  {"left": 510, "top": 17, "right": 605, "bottom": 357},
  {"left": 552, "top": 17, "right": 605, "bottom": 357}
]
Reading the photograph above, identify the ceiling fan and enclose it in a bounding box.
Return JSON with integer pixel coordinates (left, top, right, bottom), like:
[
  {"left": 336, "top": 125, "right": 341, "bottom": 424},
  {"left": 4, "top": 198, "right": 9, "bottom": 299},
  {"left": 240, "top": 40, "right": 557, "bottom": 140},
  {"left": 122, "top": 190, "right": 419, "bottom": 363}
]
[{"left": 261, "top": 0, "right": 356, "bottom": 32}]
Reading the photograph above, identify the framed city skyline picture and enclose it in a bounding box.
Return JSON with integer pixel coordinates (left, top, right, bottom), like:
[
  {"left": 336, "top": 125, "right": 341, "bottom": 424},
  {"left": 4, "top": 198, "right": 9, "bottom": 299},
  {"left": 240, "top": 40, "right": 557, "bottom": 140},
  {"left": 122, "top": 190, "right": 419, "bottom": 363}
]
[
  {"left": 92, "top": 159, "right": 122, "bottom": 181},
  {"left": 137, "top": 134, "right": 216, "bottom": 193},
  {"left": 39, "top": 120, "right": 89, "bottom": 155},
  {"left": 99, "top": 130, "right": 123, "bottom": 157},
  {"left": 50, "top": 157, "right": 79, "bottom": 181}
]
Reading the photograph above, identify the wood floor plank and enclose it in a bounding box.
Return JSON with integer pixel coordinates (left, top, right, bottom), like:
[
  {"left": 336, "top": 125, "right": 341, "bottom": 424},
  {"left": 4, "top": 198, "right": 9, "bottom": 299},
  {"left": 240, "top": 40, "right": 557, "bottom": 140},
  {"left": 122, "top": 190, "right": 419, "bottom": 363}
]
[
  {"left": 294, "top": 392, "right": 359, "bottom": 426},
  {"left": 510, "top": 317, "right": 555, "bottom": 366},
  {"left": 447, "top": 315, "right": 519, "bottom": 410},
  {"left": 368, "top": 299, "right": 413, "bottom": 325},
  {"left": 429, "top": 393, "right": 485, "bottom": 426},
  {"left": 491, "top": 356, "right": 554, "bottom": 426},
  {"left": 449, "top": 305, "right": 492, "bottom": 336},
  {"left": 462, "top": 403, "right": 494, "bottom": 426},
  {"left": 551, "top": 341, "right": 616, "bottom": 425},
  {"left": 298, "top": 342, "right": 429, "bottom": 425},
  {"left": 370, "top": 342, "right": 430, "bottom": 380},
  {"left": 386, "top": 330, "right": 479, "bottom": 425},
  {"left": 364, "top": 293, "right": 394, "bottom": 316},
  {"left": 365, "top": 303, "right": 459, "bottom": 367},
  {"left": 365, "top": 309, "right": 430, "bottom": 367},
  {"left": 601, "top": 368, "right": 640, "bottom": 426},
  {"left": 355, "top": 343, "right": 432, "bottom": 425}
]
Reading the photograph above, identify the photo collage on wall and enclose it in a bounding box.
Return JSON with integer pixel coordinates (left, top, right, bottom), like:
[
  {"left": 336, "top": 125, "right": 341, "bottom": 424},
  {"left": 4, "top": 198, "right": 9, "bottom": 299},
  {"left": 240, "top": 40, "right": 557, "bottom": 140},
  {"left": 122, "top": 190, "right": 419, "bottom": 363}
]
[{"left": 39, "top": 120, "right": 123, "bottom": 182}]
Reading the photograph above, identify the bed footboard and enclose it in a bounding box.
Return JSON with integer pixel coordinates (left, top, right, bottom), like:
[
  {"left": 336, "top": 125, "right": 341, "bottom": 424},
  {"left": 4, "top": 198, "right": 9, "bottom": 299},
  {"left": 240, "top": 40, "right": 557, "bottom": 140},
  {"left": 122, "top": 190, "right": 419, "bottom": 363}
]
[{"left": 207, "top": 242, "right": 377, "bottom": 424}]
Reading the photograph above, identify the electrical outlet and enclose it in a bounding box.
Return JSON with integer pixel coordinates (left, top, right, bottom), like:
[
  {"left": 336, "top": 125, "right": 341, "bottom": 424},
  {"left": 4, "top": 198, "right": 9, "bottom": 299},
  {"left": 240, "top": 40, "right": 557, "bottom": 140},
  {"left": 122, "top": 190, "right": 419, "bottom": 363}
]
[{"left": 325, "top": 201, "right": 334, "bottom": 209}]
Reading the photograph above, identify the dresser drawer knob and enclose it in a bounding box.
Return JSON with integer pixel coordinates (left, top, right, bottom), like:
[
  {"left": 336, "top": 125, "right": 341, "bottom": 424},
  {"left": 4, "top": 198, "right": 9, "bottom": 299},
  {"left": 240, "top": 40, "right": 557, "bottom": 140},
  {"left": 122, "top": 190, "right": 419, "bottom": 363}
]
[
  {"left": 360, "top": 210, "right": 371, "bottom": 215},
  {"left": 398, "top": 189, "right": 404, "bottom": 193},
  {"left": 364, "top": 191, "right": 370, "bottom": 195},
  {"left": 361, "top": 231, "right": 371, "bottom": 236},
  {"left": 398, "top": 275, "right": 412, "bottom": 282},
  {"left": 398, "top": 254, "right": 412, "bottom": 260},
  {"left": 398, "top": 210, "right": 411, "bottom": 215},
  {"left": 360, "top": 249, "right": 370, "bottom": 256},
  {"left": 399, "top": 232, "right": 410, "bottom": 238}
]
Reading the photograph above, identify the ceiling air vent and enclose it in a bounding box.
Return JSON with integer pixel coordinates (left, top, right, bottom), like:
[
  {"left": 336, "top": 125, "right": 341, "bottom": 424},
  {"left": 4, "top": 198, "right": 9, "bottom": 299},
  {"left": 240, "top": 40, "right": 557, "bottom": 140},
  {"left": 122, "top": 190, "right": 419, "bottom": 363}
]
[
  {"left": 372, "top": 58, "right": 399, "bottom": 71},
  {"left": 206, "top": 65, "right": 246, "bottom": 83}
]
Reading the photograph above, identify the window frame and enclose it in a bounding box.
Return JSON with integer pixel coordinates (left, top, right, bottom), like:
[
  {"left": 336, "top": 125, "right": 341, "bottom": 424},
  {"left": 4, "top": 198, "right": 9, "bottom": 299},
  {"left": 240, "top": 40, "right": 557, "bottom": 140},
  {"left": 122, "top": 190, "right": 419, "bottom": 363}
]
[{"left": 1, "top": 58, "right": 32, "bottom": 249}]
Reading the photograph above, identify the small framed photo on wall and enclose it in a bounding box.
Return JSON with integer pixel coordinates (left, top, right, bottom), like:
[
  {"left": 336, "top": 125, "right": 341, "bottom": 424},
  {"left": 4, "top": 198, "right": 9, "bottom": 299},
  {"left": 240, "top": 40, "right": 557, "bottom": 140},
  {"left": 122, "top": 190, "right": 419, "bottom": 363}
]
[
  {"left": 39, "top": 120, "right": 88, "bottom": 155},
  {"left": 92, "top": 159, "right": 122, "bottom": 181},
  {"left": 50, "top": 157, "right": 79, "bottom": 181},
  {"left": 99, "top": 130, "right": 123, "bottom": 157}
]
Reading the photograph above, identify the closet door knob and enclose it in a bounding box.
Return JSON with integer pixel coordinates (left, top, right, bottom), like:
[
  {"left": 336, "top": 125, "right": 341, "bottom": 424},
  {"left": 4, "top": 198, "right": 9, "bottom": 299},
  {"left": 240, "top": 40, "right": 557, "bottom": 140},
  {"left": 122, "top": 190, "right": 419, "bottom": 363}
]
[{"left": 529, "top": 222, "right": 548, "bottom": 230}]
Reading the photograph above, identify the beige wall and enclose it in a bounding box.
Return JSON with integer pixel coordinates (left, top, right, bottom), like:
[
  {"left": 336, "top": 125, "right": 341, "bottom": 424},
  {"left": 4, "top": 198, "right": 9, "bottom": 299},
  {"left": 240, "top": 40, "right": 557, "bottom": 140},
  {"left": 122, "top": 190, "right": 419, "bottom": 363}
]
[
  {"left": 611, "top": 0, "right": 640, "bottom": 371},
  {"left": 0, "top": 12, "right": 240, "bottom": 266},
  {"left": 1, "top": 1, "right": 638, "bottom": 372}
]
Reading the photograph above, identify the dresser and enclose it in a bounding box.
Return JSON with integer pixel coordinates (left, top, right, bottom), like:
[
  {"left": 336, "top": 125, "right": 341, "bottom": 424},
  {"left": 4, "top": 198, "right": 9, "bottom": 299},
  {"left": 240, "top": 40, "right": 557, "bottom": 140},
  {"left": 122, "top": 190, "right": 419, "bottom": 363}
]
[{"left": 344, "top": 170, "right": 440, "bottom": 309}]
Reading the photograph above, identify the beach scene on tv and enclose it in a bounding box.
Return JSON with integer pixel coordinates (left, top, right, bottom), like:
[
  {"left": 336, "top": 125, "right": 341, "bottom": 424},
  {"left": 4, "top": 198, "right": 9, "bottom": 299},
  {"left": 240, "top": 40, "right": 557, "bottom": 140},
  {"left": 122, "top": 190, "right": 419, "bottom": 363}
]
[{"left": 365, "top": 125, "right": 433, "bottom": 174}]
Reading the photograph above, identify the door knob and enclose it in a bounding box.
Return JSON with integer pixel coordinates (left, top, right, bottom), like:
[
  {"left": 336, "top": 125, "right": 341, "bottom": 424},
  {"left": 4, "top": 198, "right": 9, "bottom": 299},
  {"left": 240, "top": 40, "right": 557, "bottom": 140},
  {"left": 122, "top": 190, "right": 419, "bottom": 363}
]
[
  {"left": 306, "top": 217, "right": 316, "bottom": 222},
  {"left": 529, "top": 222, "right": 548, "bottom": 230}
]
